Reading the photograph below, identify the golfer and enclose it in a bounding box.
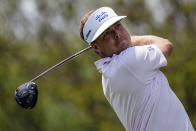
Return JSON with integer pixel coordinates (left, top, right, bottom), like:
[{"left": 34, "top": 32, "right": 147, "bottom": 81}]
[{"left": 79, "top": 7, "right": 194, "bottom": 131}]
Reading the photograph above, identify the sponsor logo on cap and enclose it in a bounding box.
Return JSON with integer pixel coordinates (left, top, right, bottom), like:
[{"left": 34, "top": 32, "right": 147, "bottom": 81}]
[
  {"left": 85, "top": 29, "right": 91, "bottom": 40},
  {"left": 96, "top": 11, "right": 108, "bottom": 22}
]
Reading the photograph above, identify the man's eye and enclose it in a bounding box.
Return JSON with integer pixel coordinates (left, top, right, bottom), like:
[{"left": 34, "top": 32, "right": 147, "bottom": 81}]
[
  {"left": 116, "top": 23, "right": 121, "bottom": 28},
  {"left": 103, "top": 31, "right": 110, "bottom": 39},
  {"left": 105, "top": 31, "right": 110, "bottom": 35}
]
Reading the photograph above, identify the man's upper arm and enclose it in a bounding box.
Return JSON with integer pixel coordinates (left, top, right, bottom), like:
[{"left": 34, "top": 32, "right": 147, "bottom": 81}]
[
  {"left": 120, "top": 45, "right": 167, "bottom": 73},
  {"left": 119, "top": 45, "right": 167, "bottom": 84},
  {"left": 131, "top": 35, "right": 173, "bottom": 58},
  {"left": 150, "top": 36, "right": 173, "bottom": 58}
]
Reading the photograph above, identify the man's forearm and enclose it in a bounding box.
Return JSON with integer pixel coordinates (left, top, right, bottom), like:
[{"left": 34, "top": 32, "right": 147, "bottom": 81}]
[
  {"left": 130, "top": 35, "right": 173, "bottom": 57},
  {"left": 131, "top": 35, "right": 155, "bottom": 46}
]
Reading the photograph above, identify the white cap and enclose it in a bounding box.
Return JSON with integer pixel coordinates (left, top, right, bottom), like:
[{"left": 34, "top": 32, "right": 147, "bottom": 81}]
[{"left": 83, "top": 7, "right": 126, "bottom": 44}]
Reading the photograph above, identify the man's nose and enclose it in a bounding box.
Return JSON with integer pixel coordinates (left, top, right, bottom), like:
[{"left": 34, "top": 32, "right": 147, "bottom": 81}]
[
  {"left": 112, "top": 29, "right": 119, "bottom": 40},
  {"left": 115, "top": 32, "right": 119, "bottom": 39}
]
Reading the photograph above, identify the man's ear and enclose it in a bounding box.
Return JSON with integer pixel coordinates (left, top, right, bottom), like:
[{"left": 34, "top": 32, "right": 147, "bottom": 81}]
[
  {"left": 91, "top": 43, "right": 105, "bottom": 58},
  {"left": 91, "top": 43, "right": 100, "bottom": 54},
  {"left": 91, "top": 43, "right": 98, "bottom": 50}
]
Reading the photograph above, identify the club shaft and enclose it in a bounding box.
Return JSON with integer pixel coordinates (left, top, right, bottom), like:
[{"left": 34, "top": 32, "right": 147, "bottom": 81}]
[{"left": 30, "top": 46, "right": 92, "bottom": 82}]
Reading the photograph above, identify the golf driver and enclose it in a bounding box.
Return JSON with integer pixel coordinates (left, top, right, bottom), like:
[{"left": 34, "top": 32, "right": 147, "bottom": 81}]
[{"left": 15, "top": 46, "right": 92, "bottom": 109}]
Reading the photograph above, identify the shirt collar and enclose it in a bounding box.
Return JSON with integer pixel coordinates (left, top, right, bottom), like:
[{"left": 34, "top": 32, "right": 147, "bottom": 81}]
[{"left": 94, "top": 54, "right": 118, "bottom": 73}]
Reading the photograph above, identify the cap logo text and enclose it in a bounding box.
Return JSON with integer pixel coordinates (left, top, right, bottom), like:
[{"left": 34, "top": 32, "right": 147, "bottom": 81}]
[{"left": 96, "top": 12, "right": 108, "bottom": 22}]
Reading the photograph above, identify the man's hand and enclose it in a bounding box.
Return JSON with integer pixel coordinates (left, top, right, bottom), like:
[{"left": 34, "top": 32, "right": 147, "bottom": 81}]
[{"left": 131, "top": 35, "right": 173, "bottom": 57}]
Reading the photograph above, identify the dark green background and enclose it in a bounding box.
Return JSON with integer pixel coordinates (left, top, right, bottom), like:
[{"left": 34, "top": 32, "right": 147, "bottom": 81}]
[{"left": 0, "top": 0, "right": 195, "bottom": 130}]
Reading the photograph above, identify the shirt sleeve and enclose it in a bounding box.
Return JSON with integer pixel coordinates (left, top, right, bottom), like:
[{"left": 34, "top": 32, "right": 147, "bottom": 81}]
[{"left": 119, "top": 44, "right": 167, "bottom": 84}]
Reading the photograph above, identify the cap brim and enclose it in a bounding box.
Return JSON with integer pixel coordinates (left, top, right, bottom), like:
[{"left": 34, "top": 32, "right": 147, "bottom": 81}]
[{"left": 91, "top": 16, "right": 126, "bottom": 43}]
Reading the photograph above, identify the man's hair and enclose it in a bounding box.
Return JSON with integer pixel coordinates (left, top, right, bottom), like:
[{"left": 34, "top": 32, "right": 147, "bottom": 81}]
[{"left": 79, "top": 10, "right": 95, "bottom": 41}]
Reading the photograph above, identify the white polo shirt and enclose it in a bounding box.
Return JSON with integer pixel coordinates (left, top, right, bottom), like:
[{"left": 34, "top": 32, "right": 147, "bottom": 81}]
[{"left": 95, "top": 45, "right": 194, "bottom": 131}]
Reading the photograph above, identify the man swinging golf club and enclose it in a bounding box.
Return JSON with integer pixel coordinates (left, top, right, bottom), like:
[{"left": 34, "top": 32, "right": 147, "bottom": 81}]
[{"left": 79, "top": 7, "right": 194, "bottom": 131}]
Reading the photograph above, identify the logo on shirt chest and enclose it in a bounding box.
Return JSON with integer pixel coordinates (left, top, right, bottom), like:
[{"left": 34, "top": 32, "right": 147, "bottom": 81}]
[{"left": 103, "top": 61, "right": 111, "bottom": 65}]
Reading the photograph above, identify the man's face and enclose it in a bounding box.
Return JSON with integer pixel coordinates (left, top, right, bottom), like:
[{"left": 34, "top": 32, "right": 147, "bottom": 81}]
[{"left": 92, "top": 21, "right": 131, "bottom": 58}]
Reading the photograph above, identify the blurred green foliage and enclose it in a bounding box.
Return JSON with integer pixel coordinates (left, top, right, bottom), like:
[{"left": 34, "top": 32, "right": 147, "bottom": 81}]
[{"left": 0, "top": 0, "right": 195, "bottom": 130}]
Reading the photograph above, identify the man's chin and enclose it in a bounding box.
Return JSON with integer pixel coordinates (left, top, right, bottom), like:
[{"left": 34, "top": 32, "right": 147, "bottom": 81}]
[
  {"left": 115, "top": 47, "right": 127, "bottom": 55},
  {"left": 120, "top": 43, "right": 130, "bottom": 51},
  {"left": 113, "top": 41, "right": 130, "bottom": 55}
]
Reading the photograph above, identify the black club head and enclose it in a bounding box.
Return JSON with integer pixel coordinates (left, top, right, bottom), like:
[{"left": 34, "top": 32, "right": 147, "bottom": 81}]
[{"left": 15, "top": 82, "right": 38, "bottom": 109}]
